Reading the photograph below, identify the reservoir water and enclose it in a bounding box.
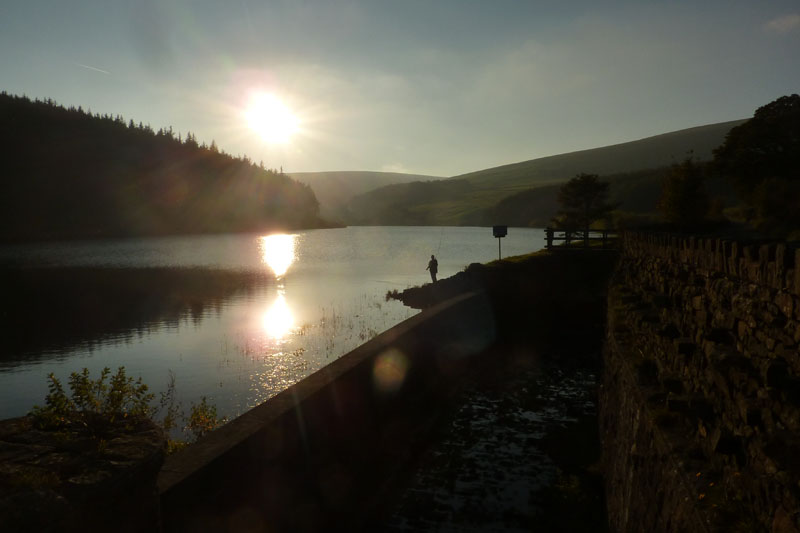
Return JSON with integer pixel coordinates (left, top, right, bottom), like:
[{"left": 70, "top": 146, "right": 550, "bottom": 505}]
[{"left": 0, "top": 226, "right": 545, "bottom": 429}]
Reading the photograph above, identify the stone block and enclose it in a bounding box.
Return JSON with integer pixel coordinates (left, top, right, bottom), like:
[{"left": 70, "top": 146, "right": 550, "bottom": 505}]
[
  {"left": 767, "top": 262, "right": 778, "bottom": 289},
  {"left": 795, "top": 249, "right": 800, "bottom": 296},
  {"left": 721, "top": 241, "right": 731, "bottom": 274},
  {"left": 775, "top": 292, "right": 794, "bottom": 319},
  {"left": 712, "top": 310, "right": 735, "bottom": 331},
  {"left": 695, "top": 310, "right": 708, "bottom": 326},
  {"left": 775, "top": 244, "right": 787, "bottom": 287},
  {"left": 675, "top": 339, "right": 696, "bottom": 357},
  {"left": 759, "top": 244, "right": 771, "bottom": 264}
]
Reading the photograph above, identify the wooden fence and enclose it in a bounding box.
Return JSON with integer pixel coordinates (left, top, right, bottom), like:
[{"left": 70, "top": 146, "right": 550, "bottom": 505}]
[{"left": 544, "top": 228, "right": 619, "bottom": 249}]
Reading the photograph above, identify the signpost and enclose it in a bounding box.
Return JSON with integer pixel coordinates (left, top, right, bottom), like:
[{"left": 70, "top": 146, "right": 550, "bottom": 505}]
[{"left": 492, "top": 225, "right": 507, "bottom": 260}]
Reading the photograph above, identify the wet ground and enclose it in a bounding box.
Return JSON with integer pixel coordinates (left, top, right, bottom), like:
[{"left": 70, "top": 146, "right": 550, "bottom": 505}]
[{"left": 380, "top": 346, "right": 608, "bottom": 532}]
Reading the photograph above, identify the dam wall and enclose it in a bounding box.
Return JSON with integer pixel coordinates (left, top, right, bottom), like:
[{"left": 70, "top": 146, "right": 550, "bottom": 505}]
[
  {"left": 602, "top": 232, "right": 800, "bottom": 532},
  {"left": 158, "top": 290, "right": 496, "bottom": 532}
]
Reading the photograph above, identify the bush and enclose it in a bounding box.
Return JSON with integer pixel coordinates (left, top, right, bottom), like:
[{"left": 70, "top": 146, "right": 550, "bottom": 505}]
[
  {"left": 31, "top": 367, "right": 154, "bottom": 431},
  {"left": 30, "top": 367, "right": 225, "bottom": 450},
  {"left": 187, "top": 397, "right": 225, "bottom": 440}
]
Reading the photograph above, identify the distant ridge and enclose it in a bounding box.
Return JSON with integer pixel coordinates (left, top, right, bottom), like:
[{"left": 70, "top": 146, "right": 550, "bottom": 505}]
[
  {"left": 345, "top": 119, "right": 747, "bottom": 226},
  {"left": 290, "top": 170, "right": 441, "bottom": 220},
  {"left": 451, "top": 119, "right": 747, "bottom": 190}
]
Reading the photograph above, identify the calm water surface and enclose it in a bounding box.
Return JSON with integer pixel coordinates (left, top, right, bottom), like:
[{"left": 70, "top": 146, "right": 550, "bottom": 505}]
[{"left": 0, "top": 226, "right": 544, "bottom": 427}]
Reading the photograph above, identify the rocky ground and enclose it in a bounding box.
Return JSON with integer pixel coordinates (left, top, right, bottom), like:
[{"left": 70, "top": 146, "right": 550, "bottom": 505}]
[
  {"left": 0, "top": 415, "right": 165, "bottom": 532},
  {"left": 380, "top": 341, "right": 608, "bottom": 532}
]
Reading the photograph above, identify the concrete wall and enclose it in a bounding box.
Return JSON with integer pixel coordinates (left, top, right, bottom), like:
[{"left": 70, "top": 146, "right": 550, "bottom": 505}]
[
  {"left": 158, "top": 291, "right": 496, "bottom": 532},
  {"left": 602, "top": 232, "right": 800, "bottom": 532}
]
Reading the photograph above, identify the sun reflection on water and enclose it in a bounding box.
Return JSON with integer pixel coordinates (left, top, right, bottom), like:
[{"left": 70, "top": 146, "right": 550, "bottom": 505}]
[
  {"left": 259, "top": 234, "right": 296, "bottom": 277},
  {"left": 262, "top": 291, "right": 294, "bottom": 340}
]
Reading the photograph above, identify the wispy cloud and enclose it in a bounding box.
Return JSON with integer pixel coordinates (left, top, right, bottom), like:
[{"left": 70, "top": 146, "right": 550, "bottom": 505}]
[
  {"left": 764, "top": 13, "right": 800, "bottom": 34},
  {"left": 74, "top": 63, "right": 110, "bottom": 75}
]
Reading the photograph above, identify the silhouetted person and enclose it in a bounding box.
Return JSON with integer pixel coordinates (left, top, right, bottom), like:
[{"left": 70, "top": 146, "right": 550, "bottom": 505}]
[{"left": 426, "top": 254, "right": 438, "bottom": 282}]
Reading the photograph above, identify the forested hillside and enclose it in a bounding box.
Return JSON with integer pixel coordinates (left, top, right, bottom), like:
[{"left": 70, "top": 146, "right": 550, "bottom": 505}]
[{"left": 0, "top": 93, "right": 322, "bottom": 242}]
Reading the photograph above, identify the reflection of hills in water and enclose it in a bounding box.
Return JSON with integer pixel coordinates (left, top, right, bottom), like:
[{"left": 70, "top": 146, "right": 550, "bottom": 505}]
[{"left": 0, "top": 267, "right": 270, "bottom": 362}]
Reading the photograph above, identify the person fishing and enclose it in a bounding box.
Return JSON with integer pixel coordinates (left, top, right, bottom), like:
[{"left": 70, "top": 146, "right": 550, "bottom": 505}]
[{"left": 426, "top": 254, "right": 438, "bottom": 283}]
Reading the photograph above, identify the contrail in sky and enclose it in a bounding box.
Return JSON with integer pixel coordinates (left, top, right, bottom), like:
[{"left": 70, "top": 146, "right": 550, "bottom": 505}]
[{"left": 74, "top": 63, "right": 110, "bottom": 75}]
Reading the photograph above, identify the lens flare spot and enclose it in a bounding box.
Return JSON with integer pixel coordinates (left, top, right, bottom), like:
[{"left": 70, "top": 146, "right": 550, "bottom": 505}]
[
  {"left": 260, "top": 234, "right": 296, "bottom": 277},
  {"left": 373, "top": 349, "right": 409, "bottom": 394}
]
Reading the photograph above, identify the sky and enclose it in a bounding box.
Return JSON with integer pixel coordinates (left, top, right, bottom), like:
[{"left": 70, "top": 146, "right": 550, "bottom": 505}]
[{"left": 1, "top": 0, "right": 798, "bottom": 177}]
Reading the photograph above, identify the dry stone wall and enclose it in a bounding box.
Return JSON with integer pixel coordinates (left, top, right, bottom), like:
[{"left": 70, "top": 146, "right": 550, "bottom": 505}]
[{"left": 602, "top": 232, "right": 800, "bottom": 533}]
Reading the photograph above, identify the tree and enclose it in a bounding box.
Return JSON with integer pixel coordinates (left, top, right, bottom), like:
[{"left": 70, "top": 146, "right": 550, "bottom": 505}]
[
  {"left": 658, "top": 158, "right": 709, "bottom": 230},
  {"left": 713, "top": 94, "right": 800, "bottom": 195},
  {"left": 553, "top": 173, "right": 614, "bottom": 233},
  {"left": 712, "top": 94, "right": 800, "bottom": 231}
]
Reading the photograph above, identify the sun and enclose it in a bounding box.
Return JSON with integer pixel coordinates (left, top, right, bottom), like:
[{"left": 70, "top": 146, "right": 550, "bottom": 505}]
[{"left": 245, "top": 93, "right": 299, "bottom": 144}]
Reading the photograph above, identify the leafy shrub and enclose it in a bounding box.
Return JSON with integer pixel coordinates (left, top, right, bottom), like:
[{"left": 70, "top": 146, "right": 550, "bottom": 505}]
[
  {"left": 31, "top": 367, "right": 154, "bottom": 430},
  {"left": 30, "top": 367, "right": 226, "bottom": 451},
  {"left": 187, "top": 397, "right": 225, "bottom": 440}
]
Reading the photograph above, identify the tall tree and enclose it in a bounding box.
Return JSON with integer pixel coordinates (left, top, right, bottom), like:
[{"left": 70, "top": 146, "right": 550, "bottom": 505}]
[
  {"left": 658, "top": 158, "right": 710, "bottom": 230},
  {"left": 553, "top": 173, "right": 614, "bottom": 233},
  {"left": 713, "top": 94, "right": 800, "bottom": 195},
  {"left": 712, "top": 94, "right": 800, "bottom": 232}
]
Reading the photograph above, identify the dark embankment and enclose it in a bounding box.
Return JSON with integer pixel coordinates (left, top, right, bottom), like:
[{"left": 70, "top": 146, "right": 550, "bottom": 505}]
[
  {"left": 380, "top": 249, "right": 619, "bottom": 530},
  {"left": 391, "top": 249, "right": 619, "bottom": 357},
  {"left": 0, "top": 267, "right": 269, "bottom": 361}
]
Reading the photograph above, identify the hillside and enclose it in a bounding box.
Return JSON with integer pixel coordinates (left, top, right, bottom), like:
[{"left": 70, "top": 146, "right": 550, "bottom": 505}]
[
  {"left": 452, "top": 120, "right": 745, "bottom": 190},
  {"left": 0, "top": 93, "right": 323, "bottom": 242},
  {"left": 289, "top": 170, "right": 440, "bottom": 220},
  {"left": 345, "top": 119, "right": 746, "bottom": 226}
]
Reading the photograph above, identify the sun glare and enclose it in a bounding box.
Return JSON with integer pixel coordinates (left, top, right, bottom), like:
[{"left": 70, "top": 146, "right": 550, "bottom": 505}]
[{"left": 245, "top": 93, "right": 299, "bottom": 144}]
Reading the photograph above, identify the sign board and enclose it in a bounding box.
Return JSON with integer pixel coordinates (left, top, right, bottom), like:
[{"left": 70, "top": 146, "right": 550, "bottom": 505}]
[{"left": 492, "top": 225, "right": 508, "bottom": 238}]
